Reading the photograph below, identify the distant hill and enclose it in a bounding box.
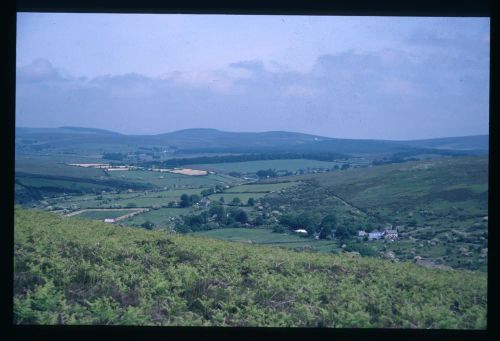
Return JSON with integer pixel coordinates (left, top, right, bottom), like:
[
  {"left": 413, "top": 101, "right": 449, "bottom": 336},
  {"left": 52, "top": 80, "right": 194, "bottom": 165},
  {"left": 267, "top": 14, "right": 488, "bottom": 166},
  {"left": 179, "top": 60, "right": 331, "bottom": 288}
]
[
  {"left": 396, "top": 135, "right": 489, "bottom": 152},
  {"left": 15, "top": 126, "right": 488, "bottom": 157}
]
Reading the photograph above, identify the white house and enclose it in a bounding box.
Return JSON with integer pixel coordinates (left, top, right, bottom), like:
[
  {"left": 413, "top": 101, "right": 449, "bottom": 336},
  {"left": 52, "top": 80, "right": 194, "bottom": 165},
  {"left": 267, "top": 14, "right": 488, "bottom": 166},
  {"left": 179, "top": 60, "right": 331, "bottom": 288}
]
[
  {"left": 368, "top": 231, "right": 384, "bottom": 240},
  {"left": 358, "top": 230, "right": 367, "bottom": 237},
  {"left": 104, "top": 218, "right": 115, "bottom": 223},
  {"left": 200, "top": 197, "right": 211, "bottom": 207},
  {"left": 384, "top": 229, "right": 398, "bottom": 240}
]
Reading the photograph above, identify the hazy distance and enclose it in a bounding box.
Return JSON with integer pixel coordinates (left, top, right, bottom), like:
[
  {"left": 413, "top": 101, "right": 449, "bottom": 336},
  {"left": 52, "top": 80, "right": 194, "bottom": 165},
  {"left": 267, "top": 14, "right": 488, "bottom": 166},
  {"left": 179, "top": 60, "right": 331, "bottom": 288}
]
[{"left": 16, "top": 14, "right": 490, "bottom": 140}]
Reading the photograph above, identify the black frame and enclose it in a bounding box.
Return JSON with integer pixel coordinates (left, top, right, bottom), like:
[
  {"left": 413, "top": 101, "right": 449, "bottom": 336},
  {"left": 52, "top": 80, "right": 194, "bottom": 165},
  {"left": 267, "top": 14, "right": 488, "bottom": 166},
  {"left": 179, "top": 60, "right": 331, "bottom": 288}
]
[{"left": 2, "top": 1, "right": 496, "bottom": 340}]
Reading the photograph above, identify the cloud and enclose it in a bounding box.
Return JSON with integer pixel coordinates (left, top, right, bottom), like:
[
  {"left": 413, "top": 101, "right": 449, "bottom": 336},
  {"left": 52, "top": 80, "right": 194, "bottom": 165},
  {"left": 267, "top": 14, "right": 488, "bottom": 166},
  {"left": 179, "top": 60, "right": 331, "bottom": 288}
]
[
  {"left": 15, "top": 48, "right": 489, "bottom": 139},
  {"left": 17, "top": 58, "right": 64, "bottom": 83},
  {"left": 229, "top": 60, "right": 265, "bottom": 72}
]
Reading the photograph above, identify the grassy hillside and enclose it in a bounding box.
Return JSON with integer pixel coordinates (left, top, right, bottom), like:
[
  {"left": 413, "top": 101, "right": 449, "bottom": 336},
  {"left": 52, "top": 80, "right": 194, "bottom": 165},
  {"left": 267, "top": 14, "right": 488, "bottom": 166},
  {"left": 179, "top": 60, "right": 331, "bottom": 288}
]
[
  {"left": 16, "top": 127, "right": 487, "bottom": 156},
  {"left": 260, "top": 156, "right": 488, "bottom": 271},
  {"left": 14, "top": 208, "right": 486, "bottom": 328}
]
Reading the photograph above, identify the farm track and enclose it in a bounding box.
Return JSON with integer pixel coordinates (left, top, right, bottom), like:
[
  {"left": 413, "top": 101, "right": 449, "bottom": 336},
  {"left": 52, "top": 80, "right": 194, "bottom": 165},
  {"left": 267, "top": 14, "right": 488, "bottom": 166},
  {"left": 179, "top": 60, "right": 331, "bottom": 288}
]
[
  {"left": 64, "top": 208, "right": 149, "bottom": 220},
  {"left": 329, "top": 193, "right": 367, "bottom": 217}
]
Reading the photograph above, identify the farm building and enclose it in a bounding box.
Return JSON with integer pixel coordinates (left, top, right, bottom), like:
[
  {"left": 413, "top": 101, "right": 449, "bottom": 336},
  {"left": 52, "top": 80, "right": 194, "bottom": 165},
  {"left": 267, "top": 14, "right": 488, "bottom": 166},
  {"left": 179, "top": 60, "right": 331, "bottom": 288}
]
[
  {"left": 384, "top": 229, "right": 398, "bottom": 240},
  {"left": 293, "top": 229, "right": 308, "bottom": 235},
  {"left": 368, "top": 231, "right": 384, "bottom": 240},
  {"left": 104, "top": 218, "right": 115, "bottom": 223},
  {"left": 358, "top": 230, "right": 367, "bottom": 237},
  {"left": 200, "top": 197, "right": 211, "bottom": 207}
]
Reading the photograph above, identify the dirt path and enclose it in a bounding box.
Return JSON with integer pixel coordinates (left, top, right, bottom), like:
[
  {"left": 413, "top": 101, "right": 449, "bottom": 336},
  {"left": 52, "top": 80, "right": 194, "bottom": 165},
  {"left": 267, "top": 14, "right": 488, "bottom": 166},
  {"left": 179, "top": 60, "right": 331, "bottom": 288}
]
[
  {"left": 330, "top": 194, "right": 367, "bottom": 217},
  {"left": 64, "top": 208, "right": 149, "bottom": 218}
]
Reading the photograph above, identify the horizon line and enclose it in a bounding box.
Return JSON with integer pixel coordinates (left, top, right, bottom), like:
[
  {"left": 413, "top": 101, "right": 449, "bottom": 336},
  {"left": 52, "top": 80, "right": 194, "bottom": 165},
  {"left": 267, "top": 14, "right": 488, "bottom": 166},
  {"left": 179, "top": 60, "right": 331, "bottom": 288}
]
[{"left": 15, "top": 125, "right": 489, "bottom": 142}]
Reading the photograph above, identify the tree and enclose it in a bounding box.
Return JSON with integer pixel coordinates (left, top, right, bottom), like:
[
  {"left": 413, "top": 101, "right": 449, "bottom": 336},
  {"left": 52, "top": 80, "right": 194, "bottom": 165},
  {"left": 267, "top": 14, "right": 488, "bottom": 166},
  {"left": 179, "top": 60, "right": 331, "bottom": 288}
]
[
  {"left": 189, "top": 194, "right": 200, "bottom": 204},
  {"left": 234, "top": 210, "right": 248, "bottom": 224},
  {"left": 335, "top": 225, "right": 356, "bottom": 240},
  {"left": 209, "top": 205, "right": 226, "bottom": 224},
  {"left": 247, "top": 197, "right": 255, "bottom": 206},
  {"left": 141, "top": 220, "right": 154, "bottom": 230},
  {"left": 341, "top": 164, "right": 350, "bottom": 170},
  {"left": 319, "top": 215, "right": 337, "bottom": 239},
  {"left": 180, "top": 194, "right": 191, "bottom": 208},
  {"left": 219, "top": 196, "right": 225, "bottom": 203},
  {"left": 201, "top": 188, "right": 214, "bottom": 197},
  {"left": 256, "top": 169, "right": 277, "bottom": 179},
  {"left": 231, "top": 197, "right": 241, "bottom": 206},
  {"left": 254, "top": 215, "right": 264, "bottom": 225},
  {"left": 297, "top": 212, "right": 321, "bottom": 234}
]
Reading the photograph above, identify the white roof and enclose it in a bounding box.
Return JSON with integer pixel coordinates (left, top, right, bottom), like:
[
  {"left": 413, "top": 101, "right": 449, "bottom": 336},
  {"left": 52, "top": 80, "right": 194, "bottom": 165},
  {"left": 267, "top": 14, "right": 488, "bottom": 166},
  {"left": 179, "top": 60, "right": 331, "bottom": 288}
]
[{"left": 294, "top": 229, "right": 308, "bottom": 234}]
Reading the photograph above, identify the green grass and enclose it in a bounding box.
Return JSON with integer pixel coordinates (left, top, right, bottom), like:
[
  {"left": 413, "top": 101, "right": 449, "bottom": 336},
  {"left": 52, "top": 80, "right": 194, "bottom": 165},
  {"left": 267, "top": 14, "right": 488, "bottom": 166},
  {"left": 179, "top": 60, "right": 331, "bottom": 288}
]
[
  {"left": 56, "top": 189, "right": 205, "bottom": 209},
  {"left": 76, "top": 210, "right": 139, "bottom": 220},
  {"left": 108, "top": 170, "right": 241, "bottom": 188},
  {"left": 189, "top": 159, "right": 340, "bottom": 173},
  {"left": 17, "top": 177, "right": 111, "bottom": 192},
  {"left": 192, "top": 228, "right": 345, "bottom": 253},
  {"left": 208, "top": 192, "right": 267, "bottom": 203},
  {"left": 121, "top": 207, "right": 194, "bottom": 227},
  {"left": 14, "top": 208, "right": 487, "bottom": 327},
  {"left": 226, "top": 182, "right": 299, "bottom": 193},
  {"left": 15, "top": 154, "right": 107, "bottom": 178}
]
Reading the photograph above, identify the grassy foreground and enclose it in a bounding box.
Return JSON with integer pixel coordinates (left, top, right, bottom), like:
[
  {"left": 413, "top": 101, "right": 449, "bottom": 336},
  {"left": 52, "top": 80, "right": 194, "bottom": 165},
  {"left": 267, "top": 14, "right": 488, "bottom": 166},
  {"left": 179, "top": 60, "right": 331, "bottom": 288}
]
[{"left": 13, "top": 208, "right": 486, "bottom": 328}]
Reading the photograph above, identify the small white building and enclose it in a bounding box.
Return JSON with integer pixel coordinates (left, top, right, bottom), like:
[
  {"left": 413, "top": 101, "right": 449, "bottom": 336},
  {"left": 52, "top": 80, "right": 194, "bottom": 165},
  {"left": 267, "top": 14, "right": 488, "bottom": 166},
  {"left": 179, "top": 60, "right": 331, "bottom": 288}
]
[
  {"left": 384, "top": 229, "right": 398, "bottom": 240},
  {"left": 368, "top": 231, "right": 384, "bottom": 240},
  {"left": 200, "top": 197, "right": 211, "bottom": 207},
  {"left": 104, "top": 218, "right": 115, "bottom": 223},
  {"left": 358, "top": 230, "right": 367, "bottom": 237},
  {"left": 293, "top": 229, "right": 308, "bottom": 235}
]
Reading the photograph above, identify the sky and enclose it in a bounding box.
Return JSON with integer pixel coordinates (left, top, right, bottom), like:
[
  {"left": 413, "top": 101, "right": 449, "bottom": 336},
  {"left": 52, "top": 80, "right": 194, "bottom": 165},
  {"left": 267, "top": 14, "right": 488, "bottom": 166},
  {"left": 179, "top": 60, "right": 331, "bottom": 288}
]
[{"left": 16, "top": 13, "right": 490, "bottom": 140}]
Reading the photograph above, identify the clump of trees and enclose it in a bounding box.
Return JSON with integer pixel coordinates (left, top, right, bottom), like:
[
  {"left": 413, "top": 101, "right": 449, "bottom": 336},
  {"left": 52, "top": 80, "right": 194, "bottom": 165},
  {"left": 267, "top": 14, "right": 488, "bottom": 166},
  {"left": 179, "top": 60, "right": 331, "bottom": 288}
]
[
  {"left": 278, "top": 212, "right": 337, "bottom": 239},
  {"left": 179, "top": 194, "right": 201, "bottom": 208},
  {"left": 102, "top": 152, "right": 127, "bottom": 161},
  {"left": 256, "top": 169, "right": 277, "bottom": 179}
]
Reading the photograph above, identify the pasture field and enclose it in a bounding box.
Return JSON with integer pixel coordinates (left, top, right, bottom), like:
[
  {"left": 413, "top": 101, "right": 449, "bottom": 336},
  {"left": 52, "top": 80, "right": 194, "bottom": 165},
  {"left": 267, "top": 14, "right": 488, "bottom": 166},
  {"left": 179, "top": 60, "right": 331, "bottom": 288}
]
[
  {"left": 16, "top": 176, "right": 111, "bottom": 192},
  {"left": 75, "top": 210, "right": 139, "bottom": 220},
  {"left": 121, "top": 207, "right": 194, "bottom": 227},
  {"left": 58, "top": 188, "right": 208, "bottom": 209},
  {"left": 108, "top": 170, "right": 241, "bottom": 188},
  {"left": 192, "top": 228, "right": 341, "bottom": 253},
  {"left": 225, "top": 182, "right": 299, "bottom": 193},
  {"left": 208, "top": 192, "right": 267, "bottom": 203},
  {"left": 188, "top": 159, "right": 341, "bottom": 173},
  {"left": 16, "top": 155, "right": 107, "bottom": 179}
]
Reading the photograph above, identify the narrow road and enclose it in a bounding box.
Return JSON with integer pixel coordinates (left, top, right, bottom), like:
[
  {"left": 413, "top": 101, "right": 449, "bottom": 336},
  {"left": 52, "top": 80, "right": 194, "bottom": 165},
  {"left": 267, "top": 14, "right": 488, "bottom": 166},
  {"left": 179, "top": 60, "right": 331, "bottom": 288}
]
[{"left": 64, "top": 208, "right": 149, "bottom": 218}]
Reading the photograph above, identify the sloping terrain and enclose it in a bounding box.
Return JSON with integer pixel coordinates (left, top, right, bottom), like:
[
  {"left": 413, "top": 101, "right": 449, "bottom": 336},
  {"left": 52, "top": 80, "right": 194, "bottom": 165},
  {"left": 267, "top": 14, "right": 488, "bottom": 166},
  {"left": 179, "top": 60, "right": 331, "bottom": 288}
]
[{"left": 14, "top": 208, "right": 486, "bottom": 328}]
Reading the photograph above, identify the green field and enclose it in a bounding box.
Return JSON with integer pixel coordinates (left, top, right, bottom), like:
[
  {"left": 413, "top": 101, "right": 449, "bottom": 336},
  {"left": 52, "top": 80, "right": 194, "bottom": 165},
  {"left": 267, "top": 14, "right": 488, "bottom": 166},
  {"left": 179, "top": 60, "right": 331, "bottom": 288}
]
[
  {"left": 108, "top": 170, "right": 241, "bottom": 188},
  {"left": 58, "top": 188, "right": 208, "bottom": 209},
  {"left": 17, "top": 176, "right": 111, "bottom": 192},
  {"left": 76, "top": 210, "right": 139, "bottom": 220},
  {"left": 15, "top": 155, "right": 107, "bottom": 178},
  {"left": 225, "top": 182, "right": 299, "bottom": 193},
  {"left": 208, "top": 192, "right": 267, "bottom": 203},
  {"left": 189, "top": 159, "right": 341, "bottom": 173},
  {"left": 14, "top": 208, "right": 487, "bottom": 327},
  {"left": 121, "top": 207, "right": 194, "bottom": 227},
  {"left": 192, "top": 228, "right": 341, "bottom": 252}
]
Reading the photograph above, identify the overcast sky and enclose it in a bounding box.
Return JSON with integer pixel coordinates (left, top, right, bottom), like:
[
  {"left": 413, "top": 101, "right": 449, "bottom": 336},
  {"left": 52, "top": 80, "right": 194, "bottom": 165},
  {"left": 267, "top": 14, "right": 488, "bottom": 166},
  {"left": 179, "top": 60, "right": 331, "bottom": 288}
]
[{"left": 16, "top": 13, "right": 489, "bottom": 140}]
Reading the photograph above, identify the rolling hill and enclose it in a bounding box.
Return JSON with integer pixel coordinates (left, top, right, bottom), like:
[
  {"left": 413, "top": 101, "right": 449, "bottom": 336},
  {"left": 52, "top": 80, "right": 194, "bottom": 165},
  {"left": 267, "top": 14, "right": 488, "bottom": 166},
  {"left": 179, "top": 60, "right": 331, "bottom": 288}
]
[{"left": 16, "top": 126, "right": 488, "bottom": 157}]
